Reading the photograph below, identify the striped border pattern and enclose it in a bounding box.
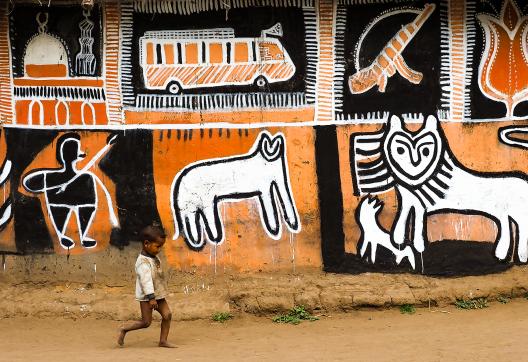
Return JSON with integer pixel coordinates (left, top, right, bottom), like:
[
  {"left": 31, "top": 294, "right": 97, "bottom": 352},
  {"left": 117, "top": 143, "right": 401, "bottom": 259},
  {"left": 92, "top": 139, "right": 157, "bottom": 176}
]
[
  {"left": 333, "top": 5, "right": 347, "bottom": 115},
  {"left": 120, "top": 1, "right": 135, "bottom": 107},
  {"left": 439, "top": 0, "right": 450, "bottom": 115},
  {"left": 446, "top": 0, "right": 467, "bottom": 121},
  {"left": 134, "top": 0, "right": 315, "bottom": 14},
  {"left": 0, "top": 2, "right": 13, "bottom": 123},
  {"left": 135, "top": 92, "right": 307, "bottom": 110},
  {"left": 13, "top": 86, "right": 106, "bottom": 101},
  {"left": 104, "top": 1, "right": 123, "bottom": 123},
  {"left": 463, "top": 0, "right": 476, "bottom": 119},
  {"left": 304, "top": 7, "right": 318, "bottom": 104},
  {"left": 315, "top": 0, "right": 336, "bottom": 121}
]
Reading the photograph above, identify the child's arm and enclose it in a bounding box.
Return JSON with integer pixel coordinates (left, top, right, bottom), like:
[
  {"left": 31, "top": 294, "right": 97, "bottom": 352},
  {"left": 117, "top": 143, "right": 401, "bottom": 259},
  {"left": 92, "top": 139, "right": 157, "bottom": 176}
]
[{"left": 136, "top": 261, "right": 157, "bottom": 308}]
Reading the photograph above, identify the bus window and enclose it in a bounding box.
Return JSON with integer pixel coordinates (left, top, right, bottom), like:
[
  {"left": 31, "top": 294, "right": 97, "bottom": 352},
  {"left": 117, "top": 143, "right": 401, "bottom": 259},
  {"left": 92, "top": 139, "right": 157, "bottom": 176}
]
[
  {"left": 209, "top": 43, "right": 223, "bottom": 63},
  {"left": 164, "top": 43, "right": 174, "bottom": 64},
  {"left": 201, "top": 42, "right": 207, "bottom": 63},
  {"left": 177, "top": 43, "right": 183, "bottom": 64},
  {"left": 186, "top": 43, "right": 198, "bottom": 64},
  {"left": 156, "top": 43, "right": 163, "bottom": 64},
  {"left": 226, "top": 42, "right": 231, "bottom": 64},
  {"left": 146, "top": 42, "right": 154, "bottom": 65},
  {"left": 259, "top": 42, "right": 284, "bottom": 61},
  {"left": 252, "top": 41, "right": 257, "bottom": 62},
  {"left": 235, "top": 42, "right": 248, "bottom": 63}
]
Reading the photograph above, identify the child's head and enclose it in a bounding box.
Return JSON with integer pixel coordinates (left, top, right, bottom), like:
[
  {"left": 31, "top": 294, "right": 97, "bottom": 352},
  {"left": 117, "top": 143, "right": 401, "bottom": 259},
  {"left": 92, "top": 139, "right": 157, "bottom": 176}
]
[{"left": 140, "top": 225, "right": 166, "bottom": 256}]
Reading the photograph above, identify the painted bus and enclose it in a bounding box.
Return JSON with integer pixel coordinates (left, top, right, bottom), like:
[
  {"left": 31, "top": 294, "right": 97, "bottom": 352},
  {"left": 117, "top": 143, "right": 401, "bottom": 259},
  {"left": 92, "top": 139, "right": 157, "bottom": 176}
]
[{"left": 139, "top": 23, "right": 296, "bottom": 94}]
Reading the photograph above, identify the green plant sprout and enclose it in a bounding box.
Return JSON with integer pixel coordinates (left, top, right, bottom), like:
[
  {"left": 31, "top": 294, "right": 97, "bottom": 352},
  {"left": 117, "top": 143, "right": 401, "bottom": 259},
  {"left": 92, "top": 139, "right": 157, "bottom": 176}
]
[
  {"left": 212, "top": 312, "right": 233, "bottom": 323},
  {"left": 400, "top": 304, "right": 416, "bottom": 314},
  {"left": 455, "top": 298, "right": 488, "bottom": 310},
  {"left": 273, "top": 306, "right": 319, "bottom": 325}
]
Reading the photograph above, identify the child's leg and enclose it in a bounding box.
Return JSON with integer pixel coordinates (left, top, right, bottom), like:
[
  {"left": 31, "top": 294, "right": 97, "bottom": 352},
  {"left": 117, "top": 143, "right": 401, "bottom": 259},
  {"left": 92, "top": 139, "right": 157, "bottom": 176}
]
[
  {"left": 117, "top": 301, "right": 153, "bottom": 346},
  {"left": 156, "top": 299, "right": 175, "bottom": 348}
]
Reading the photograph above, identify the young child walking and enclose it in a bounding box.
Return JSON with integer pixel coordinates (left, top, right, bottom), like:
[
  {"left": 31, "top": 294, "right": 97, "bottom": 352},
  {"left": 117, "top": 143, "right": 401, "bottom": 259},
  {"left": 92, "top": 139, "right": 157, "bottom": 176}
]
[{"left": 117, "top": 225, "right": 175, "bottom": 348}]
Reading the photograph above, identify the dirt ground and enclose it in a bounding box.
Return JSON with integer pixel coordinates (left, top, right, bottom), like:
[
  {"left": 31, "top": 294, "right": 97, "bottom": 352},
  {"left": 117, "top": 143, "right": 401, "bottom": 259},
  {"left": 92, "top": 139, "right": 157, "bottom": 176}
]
[{"left": 2, "top": 298, "right": 527, "bottom": 362}]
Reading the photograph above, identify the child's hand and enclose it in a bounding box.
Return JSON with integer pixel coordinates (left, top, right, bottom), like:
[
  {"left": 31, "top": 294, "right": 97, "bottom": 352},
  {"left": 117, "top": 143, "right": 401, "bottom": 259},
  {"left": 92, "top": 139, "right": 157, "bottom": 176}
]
[{"left": 149, "top": 299, "right": 158, "bottom": 310}]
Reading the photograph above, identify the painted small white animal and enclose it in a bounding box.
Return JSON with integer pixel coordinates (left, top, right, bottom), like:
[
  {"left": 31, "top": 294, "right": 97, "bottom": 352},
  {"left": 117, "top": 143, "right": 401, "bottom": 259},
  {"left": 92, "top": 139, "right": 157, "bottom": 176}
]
[
  {"left": 357, "top": 196, "right": 416, "bottom": 269},
  {"left": 383, "top": 115, "right": 528, "bottom": 262},
  {"left": 171, "top": 131, "right": 301, "bottom": 250}
]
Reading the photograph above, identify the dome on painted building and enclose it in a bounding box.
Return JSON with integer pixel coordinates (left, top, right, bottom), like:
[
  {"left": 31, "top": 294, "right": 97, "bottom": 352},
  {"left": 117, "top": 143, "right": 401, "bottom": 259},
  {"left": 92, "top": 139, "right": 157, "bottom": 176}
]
[{"left": 24, "top": 33, "right": 69, "bottom": 78}]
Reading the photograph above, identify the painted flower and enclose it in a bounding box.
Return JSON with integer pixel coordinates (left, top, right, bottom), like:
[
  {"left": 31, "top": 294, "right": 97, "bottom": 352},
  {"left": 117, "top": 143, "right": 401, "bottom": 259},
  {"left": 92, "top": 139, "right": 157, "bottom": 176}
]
[{"left": 477, "top": 0, "right": 528, "bottom": 117}]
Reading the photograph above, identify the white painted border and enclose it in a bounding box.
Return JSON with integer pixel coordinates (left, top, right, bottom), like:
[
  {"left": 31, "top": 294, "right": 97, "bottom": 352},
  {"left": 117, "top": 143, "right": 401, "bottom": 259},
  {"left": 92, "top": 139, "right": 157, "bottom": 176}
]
[
  {"left": 134, "top": 0, "right": 315, "bottom": 14},
  {"left": 5, "top": 2, "right": 15, "bottom": 123},
  {"left": 333, "top": 4, "right": 347, "bottom": 115},
  {"left": 439, "top": 0, "right": 450, "bottom": 113},
  {"left": 464, "top": 0, "right": 476, "bottom": 119},
  {"left": 120, "top": 2, "right": 134, "bottom": 108},
  {"left": 304, "top": 7, "right": 318, "bottom": 104}
]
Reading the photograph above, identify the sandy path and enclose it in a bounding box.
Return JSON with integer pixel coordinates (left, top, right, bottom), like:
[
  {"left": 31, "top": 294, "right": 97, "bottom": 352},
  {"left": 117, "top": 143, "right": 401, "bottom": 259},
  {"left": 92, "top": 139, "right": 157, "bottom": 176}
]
[{"left": 2, "top": 298, "right": 527, "bottom": 362}]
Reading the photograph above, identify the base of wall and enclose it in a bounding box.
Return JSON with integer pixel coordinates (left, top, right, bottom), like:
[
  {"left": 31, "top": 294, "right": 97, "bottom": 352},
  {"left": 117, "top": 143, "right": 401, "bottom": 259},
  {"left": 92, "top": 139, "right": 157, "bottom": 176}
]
[{"left": 2, "top": 265, "right": 528, "bottom": 321}]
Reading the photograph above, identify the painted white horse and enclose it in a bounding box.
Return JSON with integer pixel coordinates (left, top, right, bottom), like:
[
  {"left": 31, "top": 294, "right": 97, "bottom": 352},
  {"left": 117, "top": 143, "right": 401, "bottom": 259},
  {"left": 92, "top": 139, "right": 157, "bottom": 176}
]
[{"left": 171, "top": 131, "right": 301, "bottom": 249}]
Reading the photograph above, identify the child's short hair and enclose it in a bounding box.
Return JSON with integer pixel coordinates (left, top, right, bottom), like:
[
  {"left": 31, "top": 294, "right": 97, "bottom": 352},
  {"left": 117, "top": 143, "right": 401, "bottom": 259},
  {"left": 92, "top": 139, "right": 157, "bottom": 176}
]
[{"left": 140, "top": 225, "right": 166, "bottom": 242}]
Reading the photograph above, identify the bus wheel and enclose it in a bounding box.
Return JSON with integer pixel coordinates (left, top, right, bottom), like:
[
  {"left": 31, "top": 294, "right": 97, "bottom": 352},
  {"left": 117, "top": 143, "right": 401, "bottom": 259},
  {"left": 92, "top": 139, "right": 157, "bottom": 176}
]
[
  {"left": 254, "top": 76, "right": 268, "bottom": 89},
  {"left": 167, "top": 81, "right": 182, "bottom": 95}
]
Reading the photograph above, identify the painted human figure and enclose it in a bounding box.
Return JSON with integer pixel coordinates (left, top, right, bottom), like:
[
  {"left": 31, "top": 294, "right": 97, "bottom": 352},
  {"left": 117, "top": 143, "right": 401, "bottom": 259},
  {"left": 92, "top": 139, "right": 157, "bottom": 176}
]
[{"left": 22, "top": 133, "right": 118, "bottom": 249}]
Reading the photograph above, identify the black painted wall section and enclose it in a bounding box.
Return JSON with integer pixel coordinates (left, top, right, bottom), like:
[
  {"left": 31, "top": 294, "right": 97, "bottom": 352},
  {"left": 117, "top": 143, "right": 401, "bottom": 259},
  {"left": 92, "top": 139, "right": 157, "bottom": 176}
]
[
  {"left": 314, "top": 126, "right": 345, "bottom": 271},
  {"left": 7, "top": 128, "right": 57, "bottom": 253},
  {"left": 100, "top": 130, "right": 162, "bottom": 248},
  {"left": 4, "top": 129, "right": 161, "bottom": 254}
]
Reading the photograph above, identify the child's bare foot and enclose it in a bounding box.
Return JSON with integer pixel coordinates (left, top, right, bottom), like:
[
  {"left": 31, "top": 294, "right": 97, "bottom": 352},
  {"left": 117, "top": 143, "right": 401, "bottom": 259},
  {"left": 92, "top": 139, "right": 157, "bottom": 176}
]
[
  {"left": 158, "top": 341, "right": 176, "bottom": 348},
  {"left": 117, "top": 329, "right": 126, "bottom": 347}
]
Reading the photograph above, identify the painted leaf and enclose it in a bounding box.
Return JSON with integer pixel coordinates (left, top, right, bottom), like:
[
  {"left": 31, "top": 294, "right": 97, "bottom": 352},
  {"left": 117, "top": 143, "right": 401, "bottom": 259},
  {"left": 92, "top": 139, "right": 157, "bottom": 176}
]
[{"left": 477, "top": 0, "right": 528, "bottom": 116}]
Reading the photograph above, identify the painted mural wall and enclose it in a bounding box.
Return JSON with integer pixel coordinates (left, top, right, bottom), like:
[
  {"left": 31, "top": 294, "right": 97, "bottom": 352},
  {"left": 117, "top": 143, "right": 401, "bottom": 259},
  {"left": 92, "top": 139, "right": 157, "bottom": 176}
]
[{"left": 1, "top": 0, "right": 528, "bottom": 277}]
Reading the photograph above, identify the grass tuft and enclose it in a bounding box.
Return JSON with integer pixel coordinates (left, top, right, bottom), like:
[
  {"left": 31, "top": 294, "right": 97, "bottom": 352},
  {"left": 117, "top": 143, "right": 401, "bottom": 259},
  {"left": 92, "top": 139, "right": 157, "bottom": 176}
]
[
  {"left": 497, "top": 295, "right": 510, "bottom": 304},
  {"left": 399, "top": 304, "right": 416, "bottom": 315},
  {"left": 212, "top": 312, "right": 233, "bottom": 323},
  {"left": 454, "top": 297, "right": 488, "bottom": 310},
  {"left": 272, "top": 306, "right": 319, "bottom": 325}
]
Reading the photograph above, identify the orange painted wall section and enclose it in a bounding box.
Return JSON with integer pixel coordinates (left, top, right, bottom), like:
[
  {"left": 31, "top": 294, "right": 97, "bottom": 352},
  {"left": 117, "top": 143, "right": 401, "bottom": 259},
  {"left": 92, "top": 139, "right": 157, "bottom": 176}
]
[
  {"left": 124, "top": 108, "right": 315, "bottom": 125},
  {"left": 152, "top": 127, "right": 321, "bottom": 271}
]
